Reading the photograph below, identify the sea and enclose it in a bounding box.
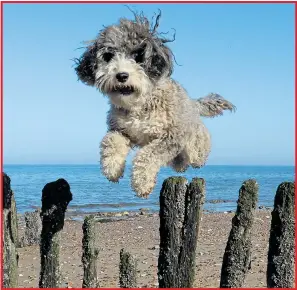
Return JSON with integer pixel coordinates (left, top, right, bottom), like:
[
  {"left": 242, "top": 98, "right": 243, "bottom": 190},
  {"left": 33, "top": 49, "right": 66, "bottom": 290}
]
[{"left": 3, "top": 164, "right": 295, "bottom": 215}]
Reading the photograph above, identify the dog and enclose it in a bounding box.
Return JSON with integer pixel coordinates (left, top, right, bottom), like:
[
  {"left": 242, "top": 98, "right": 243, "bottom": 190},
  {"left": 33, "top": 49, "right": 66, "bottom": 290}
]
[{"left": 74, "top": 11, "right": 235, "bottom": 197}]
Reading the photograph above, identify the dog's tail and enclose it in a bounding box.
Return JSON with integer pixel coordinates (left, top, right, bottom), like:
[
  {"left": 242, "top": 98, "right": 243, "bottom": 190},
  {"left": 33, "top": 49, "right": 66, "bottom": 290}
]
[{"left": 194, "top": 93, "right": 236, "bottom": 118}]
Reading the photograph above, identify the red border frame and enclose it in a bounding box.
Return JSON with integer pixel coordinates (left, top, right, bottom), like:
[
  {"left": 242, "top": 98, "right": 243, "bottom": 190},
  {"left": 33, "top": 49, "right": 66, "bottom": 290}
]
[{"left": 1, "top": 1, "right": 296, "bottom": 289}]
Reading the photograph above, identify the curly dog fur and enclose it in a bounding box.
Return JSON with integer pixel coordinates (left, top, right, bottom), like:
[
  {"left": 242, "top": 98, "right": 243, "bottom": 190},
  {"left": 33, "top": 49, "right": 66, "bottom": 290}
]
[{"left": 74, "top": 11, "right": 235, "bottom": 197}]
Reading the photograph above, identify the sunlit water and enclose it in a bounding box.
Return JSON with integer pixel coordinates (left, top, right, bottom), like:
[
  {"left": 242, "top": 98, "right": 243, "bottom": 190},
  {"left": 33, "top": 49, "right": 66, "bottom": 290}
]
[{"left": 3, "top": 164, "right": 294, "bottom": 214}]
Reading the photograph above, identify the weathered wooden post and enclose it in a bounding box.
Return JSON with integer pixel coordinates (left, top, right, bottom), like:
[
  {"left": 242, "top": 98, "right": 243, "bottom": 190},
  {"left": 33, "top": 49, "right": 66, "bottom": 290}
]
[
  {"left": 20, "top": 209, "right": 42, "bottom": 247},
  {"left": 3, "top": 173, "right": 19, "bottom": 288},
  {"left": 158, "top": 177, "right": 205, "bottom": 288},
  {"left": 220, "top": 179, "right": 258, "bottom": 288},
  {"left": 82, "top": 215, "right": 99, "bottom": 288},
  {"left": 39, "top": 179, "right": 72, "bottom": 288},
  {"left": 267, "top": 182, "right": 295, "bottom": 288},
  {"left": 119, "top": 249, "right": 137, "bottom": 288}
]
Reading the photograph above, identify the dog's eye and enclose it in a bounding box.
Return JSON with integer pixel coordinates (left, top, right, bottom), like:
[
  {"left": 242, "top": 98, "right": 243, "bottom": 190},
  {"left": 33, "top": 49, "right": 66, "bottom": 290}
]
[
  {"left": 102, "top": 52, "right": 114, "bottom": 62},
  {"left": 132, "top": 49, "right": 145, "bottom": 64}
]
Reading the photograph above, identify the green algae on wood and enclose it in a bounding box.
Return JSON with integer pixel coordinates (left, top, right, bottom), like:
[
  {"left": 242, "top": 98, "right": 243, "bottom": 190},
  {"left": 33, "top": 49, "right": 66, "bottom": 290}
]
[
  {"left": 3, "top": 173, "right": 19, "bottom": 288},
  {"left": 158, "top": 176, "right": 205, "bottom": 288},
  {"left": 82, "top": 215, "right": 99, "bottom": 288},
  {"left": 267, "top": 182, "right": 295, "bottom": 288},
  {"left": 39, "top": 178, "right": 72, "bottom": 288},
  {"left": 119, "top": 248, "right": 137, "bottom": 288},
  {"left": 220, "top": 179, "right": 258, "bottom": 288}
]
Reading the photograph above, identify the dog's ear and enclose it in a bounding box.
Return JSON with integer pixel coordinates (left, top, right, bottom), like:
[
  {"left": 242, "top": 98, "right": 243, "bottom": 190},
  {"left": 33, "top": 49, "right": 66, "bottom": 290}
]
[
  {"left": 75, "top": 43, "right": 98, "bottom": 86},
  {"left": 150, "top": 44, "right": 173, "bottom": 78}
]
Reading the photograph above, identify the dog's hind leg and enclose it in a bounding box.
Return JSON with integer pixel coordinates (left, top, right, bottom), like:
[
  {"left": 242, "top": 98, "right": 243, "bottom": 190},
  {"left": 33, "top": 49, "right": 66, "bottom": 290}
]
[
  {"left": 131, "top": 139, "right": 181, "bottom": 198},
  {"left": 100, "top": 131, "right": 131, "bottom": 182}
]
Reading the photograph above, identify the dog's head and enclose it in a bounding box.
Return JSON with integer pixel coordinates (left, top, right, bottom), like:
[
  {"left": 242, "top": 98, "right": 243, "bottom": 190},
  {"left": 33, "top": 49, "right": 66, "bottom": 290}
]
[{"left": 74, "top": 11, "right": 174, "bottom": 110}]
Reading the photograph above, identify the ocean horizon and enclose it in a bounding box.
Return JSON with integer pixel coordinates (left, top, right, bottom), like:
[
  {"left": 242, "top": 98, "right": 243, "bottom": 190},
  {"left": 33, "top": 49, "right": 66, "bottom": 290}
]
[{"left": 3, "top": 164, "right": 295, "bottom": 215}]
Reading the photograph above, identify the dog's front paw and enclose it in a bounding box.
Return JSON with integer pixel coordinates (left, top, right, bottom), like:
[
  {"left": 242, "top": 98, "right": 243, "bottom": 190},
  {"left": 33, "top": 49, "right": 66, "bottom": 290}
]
[
  {"left": 100, "top": 132, "right": 130, "bottom": 182},
  {"left": 131, "top": 172, "right": 157, "bottom": 198},
  {"left": 101, "top": 155, "right": 125, "bottom": 182},
  {"left": 131, "top": 160, "right": 158, "bottom": 198}
]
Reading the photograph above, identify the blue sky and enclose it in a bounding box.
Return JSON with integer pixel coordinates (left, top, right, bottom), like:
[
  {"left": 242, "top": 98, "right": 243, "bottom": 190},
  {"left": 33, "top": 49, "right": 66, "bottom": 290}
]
[{"left": 3, "top": 3, "right": 295, "bottom": 165}]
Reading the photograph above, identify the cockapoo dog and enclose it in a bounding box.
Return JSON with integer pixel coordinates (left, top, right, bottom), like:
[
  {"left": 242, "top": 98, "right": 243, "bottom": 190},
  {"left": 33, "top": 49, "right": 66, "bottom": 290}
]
[{"left": 74, "top": 11, "right": 235, "bottom": 197}]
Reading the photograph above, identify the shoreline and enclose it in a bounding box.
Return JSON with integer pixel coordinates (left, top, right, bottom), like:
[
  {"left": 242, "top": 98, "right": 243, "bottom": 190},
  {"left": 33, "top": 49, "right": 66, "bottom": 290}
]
[
  {"left": 17, "top": 204, "right": 274, "bottom": 223},
  {"left": 17, "top": 197, "right": 274, "bottom": 221}
]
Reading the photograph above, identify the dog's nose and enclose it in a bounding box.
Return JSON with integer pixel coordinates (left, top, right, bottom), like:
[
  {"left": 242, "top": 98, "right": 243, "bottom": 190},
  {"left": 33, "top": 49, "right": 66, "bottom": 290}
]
[{"left": 116, "top": 72, "right": 129, "bottom": 83}]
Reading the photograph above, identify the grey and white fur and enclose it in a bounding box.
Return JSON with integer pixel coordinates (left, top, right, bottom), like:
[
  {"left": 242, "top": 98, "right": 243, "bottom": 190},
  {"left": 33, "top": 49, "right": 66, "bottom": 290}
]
[{"left": 74, "top": 11, "right": 235, "bottom": 197}]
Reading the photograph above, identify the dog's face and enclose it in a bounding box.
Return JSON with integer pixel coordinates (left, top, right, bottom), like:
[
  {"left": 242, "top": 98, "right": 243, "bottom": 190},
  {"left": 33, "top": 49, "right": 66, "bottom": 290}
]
[{"left": 75, "top": 15, "right": 174, "bottom": 110}]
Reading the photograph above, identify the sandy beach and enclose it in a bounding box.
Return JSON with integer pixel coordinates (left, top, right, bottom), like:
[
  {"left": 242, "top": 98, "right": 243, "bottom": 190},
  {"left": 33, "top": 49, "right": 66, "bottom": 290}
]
[{"left": 15, "top": 209, "right": 275, "bottom": 288}]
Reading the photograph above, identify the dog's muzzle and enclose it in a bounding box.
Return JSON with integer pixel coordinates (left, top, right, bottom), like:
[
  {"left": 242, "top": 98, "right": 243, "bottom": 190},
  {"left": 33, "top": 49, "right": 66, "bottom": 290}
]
[{"left": 112, "top": 85, "right": 135, "bottom": 95}]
